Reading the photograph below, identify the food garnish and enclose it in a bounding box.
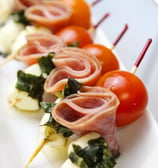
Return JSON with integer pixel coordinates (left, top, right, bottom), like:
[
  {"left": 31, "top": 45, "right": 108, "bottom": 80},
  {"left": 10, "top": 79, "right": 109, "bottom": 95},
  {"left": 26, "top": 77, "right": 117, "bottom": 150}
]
[
  {"left": 11, "top": 10, "right": 30, "bottom": 25},
  {"left": 16, "top": 70, "right": 45, "bottom": 101}
]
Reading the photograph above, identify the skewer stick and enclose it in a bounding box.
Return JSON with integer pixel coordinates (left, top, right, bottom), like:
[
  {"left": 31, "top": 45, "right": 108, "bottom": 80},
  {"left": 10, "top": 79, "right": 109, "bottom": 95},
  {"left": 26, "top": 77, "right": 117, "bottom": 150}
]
[
  {"left": 110, "top": 24, "right": 128, "bottom": 50},
  {"left": 0, "top": 53, "right": 16, "bottom": 67},
  {"left": 93, "top": 13, "right": 110, "bottom": 29},
  {"left": 25, "top": 138, "right": 48, "bottom": 168},
  {"left": 131, "top": 38, "right": 152, "bottom": 74},
  {"left": 1, "top": 13, "right": 110, "bottom": 67},
  {"left": 89, "top": 12, "right": 110, "bottom": 33},
  {"left": 9, "top": 99, "right": 20, "bottom": 108},
  {"left": 91, "top": 0, "right": 102, "bottom": 7}
]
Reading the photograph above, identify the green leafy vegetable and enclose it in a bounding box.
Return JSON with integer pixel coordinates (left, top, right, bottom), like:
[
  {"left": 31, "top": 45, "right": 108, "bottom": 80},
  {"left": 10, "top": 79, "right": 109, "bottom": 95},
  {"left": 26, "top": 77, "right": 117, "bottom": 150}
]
[
  {"left": 69, "top": 137, "right": 117, "bottom": 168},
  {"left": 16, "top": 70, "right": 45, "bottom": 100},
  {"left": 40, "top": 101, "right": 56, "bottom": 113},
  {"left": 0, "top": 51, "right": 8, "bottom": 57},
  {"left": 63, "top": 77, "right": 82, "bottom": 97},
  {"left": 68, "top": 41, "right": 79, "bottom": 47},
  {"left": 40, "top": 102, "right": 73, "bottom": 137},
  {"left": 38, "top": 52, "right": 55, "bottom": 75},
  {"left": 11, "top": 10, "right": 30, "bottom": 25}
]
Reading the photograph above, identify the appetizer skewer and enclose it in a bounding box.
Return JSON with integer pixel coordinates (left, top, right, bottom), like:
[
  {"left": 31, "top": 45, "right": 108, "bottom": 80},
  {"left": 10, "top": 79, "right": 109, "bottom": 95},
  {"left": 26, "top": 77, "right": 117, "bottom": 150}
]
[
  {"left": 0, "top": 1, "right": 152, "bottom": 168},
  {"left": 25, "top": 36, "right": 151, "bottom": 166},
  {"left": 0, "top": 12, "right": 110, "bottom": 66},
  {"left": 96, "top": 38, "right": 152, "bottom": 126},
  {"left": 8, "top": 23, "right": 128, "bottom": 112},
  {"left": 25, "top": 84, "right": 120, "bottom": 168}
]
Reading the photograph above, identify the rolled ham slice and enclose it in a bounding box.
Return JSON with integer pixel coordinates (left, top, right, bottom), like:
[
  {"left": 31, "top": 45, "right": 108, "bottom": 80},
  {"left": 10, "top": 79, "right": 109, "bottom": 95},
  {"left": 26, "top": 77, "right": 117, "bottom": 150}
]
[
  {"left": 52, "top": 86, "right": 120, "bottom": 156},
  {"left": 14, "top": 0, "right": 42, "bottom": 11},
  {"left": 25, "top": 1, "right": 72, "bottom": 32},
  {"left": 44, "top": 47, "right": 102, "bottom": 94},
  {"left": 16, "top": 33, "right": 65, "bottom": 65}
]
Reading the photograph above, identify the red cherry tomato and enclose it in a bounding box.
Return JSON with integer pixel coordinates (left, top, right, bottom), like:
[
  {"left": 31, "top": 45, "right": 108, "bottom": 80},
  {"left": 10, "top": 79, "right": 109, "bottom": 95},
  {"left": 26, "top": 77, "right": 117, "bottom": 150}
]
[
  {"left": 83, "top": 44, "right": 120, "bottom": 74},
  {"left": 96, "top": 70, "right": 148, "bottom": 127},
  {"left": 55, "top": 25, "right": 93, "bottom": 47},
  {"left": 61, "top": 0, "right": 91, "bottom": 29}
]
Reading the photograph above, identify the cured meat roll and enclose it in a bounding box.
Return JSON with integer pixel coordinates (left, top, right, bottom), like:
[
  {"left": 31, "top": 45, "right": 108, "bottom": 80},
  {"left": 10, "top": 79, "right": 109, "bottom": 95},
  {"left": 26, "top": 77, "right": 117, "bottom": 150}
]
[
  {"left": 16, "top": 33, "right": 65, "bottom": 65},
  {"left": 14, "top": 0, "right": 42, "bottom": 11},
  {"left": 25, "top": 1, "right": 72, "bottom": 32},
  {"left": 52, "top": 86, "right": 120, "bottom": 156},
  {"left": 44, "top": 47, "right": 102, "bottom": 94}
]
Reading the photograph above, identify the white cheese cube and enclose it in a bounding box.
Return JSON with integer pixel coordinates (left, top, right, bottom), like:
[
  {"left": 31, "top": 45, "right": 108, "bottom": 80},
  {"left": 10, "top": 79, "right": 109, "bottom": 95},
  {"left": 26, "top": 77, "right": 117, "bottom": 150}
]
[
  {"left": 0, "top": 19, "right": 24, "bottom": 53},
  {"left": 0, "top": 0, "right": 14, "bottom": 23},
  {"left": 61, "top": 132, "right": 100, "bottom": 168},
  {"left": 8, "top": 64, "right": 42, "bottom": 111},
  {"left": 11, "top": 25, "right": 52, "bottom": 55}
]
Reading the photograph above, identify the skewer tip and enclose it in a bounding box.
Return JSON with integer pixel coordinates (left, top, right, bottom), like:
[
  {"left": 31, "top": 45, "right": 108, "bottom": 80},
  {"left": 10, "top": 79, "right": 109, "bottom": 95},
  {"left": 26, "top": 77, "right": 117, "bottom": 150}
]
[
  {"left": 25, "top": 139, "right": 48, "bottom": 168},
  {"left": 93, "top": 12, "right": 110, "bottom": 29},
  {"left": 91, "top": 0, "right": 103, "bottom": 7},
  {"left": 131, "top": 38, "right": 152, "bottom": 74},
  {"left": 112, "top": 23, "right": 129, "bottom": 48}
]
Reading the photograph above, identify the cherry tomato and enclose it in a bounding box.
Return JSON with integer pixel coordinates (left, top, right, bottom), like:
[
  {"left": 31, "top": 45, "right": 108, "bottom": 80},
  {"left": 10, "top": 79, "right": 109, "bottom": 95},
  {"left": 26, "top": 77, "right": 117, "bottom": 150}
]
[
  {"left": 83, "top": 44, "right": 120, "bottom": 74},
  {"left": 61, "top": 0, "right": 91, "bottom": 29},
  {"left": 55, "top": 25, "right": 93, "bottom": 47},
  {"left": 96, "top": 70, "right": 148, "bottom": 127}
]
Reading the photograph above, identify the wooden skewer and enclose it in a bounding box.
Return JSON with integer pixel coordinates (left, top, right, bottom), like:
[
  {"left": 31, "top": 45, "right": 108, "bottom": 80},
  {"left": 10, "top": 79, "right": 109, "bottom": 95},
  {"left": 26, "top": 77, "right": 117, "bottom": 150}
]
[
  {"left": 131, "top": 38, "right": 152, "bottom": 74},
  {"left": 110, "top": 24, "right": 128, "bottom": 50},
  {"left": 25, "top": 138, "right": 48, "bottom": 168},
  {"left": 93, "top": 13, "right": 110, "bottom": 30},
  {"left": 0, "top": 53, "right": 16, "bottom": 67},
  {"left": 91, "top": 0, "right": 102, "bottom": 7},
  {"left": 88, "top": 12, "right": 110, "bottom": 33},
  {"left": 9, "top": 99, "right": 21, "bottom": 107},
  {"left": 1, "top": 13, "right": 110, "bottom": 67}
]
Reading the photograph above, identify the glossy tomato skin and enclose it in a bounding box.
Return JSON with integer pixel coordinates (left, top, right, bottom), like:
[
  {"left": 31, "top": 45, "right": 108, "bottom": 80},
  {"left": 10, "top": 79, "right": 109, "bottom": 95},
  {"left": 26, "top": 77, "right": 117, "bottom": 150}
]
[
  {"left": 55, "top": 25, "right": 93, "bottom": 47},
  {"left": 61, "top": 0, "right": 91, "bottom": 29},
  {"left": 83, "top": 44, "right": 120, "bottom": 74},
  {"left": 96, "top": 70, "right": 148, "bottom": 127}
]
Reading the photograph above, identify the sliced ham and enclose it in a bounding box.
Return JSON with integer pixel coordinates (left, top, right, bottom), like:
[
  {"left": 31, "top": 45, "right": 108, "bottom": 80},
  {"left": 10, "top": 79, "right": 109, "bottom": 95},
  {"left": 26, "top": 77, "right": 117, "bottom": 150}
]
[
  {"left": 44, "top": 47, "right": 102, "bottom": 94},
  {"left": 52, "top": 86, "right": 120, "bottom": 156},
  {"left": 14, "top": 0, "right": 42, "bottom": 11},
  {"left": 16, "top": 33, "right": 65, "bottom": 65},
  {"left": 25, "top": 1, "right": 72, "bottom": 32}
]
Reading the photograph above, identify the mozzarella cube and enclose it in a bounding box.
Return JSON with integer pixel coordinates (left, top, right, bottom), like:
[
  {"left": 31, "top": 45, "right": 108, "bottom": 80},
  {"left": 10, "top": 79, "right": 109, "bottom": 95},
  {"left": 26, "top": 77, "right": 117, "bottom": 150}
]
[{"left": 8, "top": 64, "right": 42, "bottom": 111}]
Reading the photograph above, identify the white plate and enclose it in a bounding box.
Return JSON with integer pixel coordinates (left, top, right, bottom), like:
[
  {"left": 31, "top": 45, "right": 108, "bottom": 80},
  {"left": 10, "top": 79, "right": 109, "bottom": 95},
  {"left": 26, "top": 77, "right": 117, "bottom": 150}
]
[
  {"left": 1, "top": 0, "right": 158, "bottom": 167},
  {"left": 1, "top": 28, "right": 158, "bottom": 168},
  {"left": 153, "top": 0, "right": 158, "bottom": 6}
]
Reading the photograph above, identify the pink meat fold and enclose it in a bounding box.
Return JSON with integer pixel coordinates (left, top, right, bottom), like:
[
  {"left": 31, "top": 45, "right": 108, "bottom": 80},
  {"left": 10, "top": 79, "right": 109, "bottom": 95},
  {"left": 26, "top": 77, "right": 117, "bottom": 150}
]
[
  {"left": 16, "top": 33, "right": 65, "bottom": 65},
  {"left": 44, "top": 47, "right": 102, "bottom": 94},
  {"left": 25, "top": 1, "right": 72, "bottom": 32},
  {"left": 14, "top": 0, "right": 42, "bottom": 11},
  {"left": 52, "top": 86, "right": 120, "bottom": 156}
]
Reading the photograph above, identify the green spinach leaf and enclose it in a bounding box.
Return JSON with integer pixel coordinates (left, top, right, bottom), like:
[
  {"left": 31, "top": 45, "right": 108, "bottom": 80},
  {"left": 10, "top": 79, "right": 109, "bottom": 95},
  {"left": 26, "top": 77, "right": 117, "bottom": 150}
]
[
  {"left": 11, "top": 10, "right": 30, "bottom": 25},
  {"left": 16, "top": 70, "right": 45, "bottom": 100},
  {"left": 63, "top": 77, "right": 82, "bottom": 97},
  {"left": 40, "top": 102, "right": 73, "bottom": 137},
  {"left": 38, "top": 52, "right": 55, "bottom": 75},
  {"left": 69, "top": 137, "right": 117, "bottom": 168},
  {"left": 68, "top": 41, "right": 79, "bottom": 47},
  {"left": 0, "top": 51, "right": 8, "bottom": 57}
]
